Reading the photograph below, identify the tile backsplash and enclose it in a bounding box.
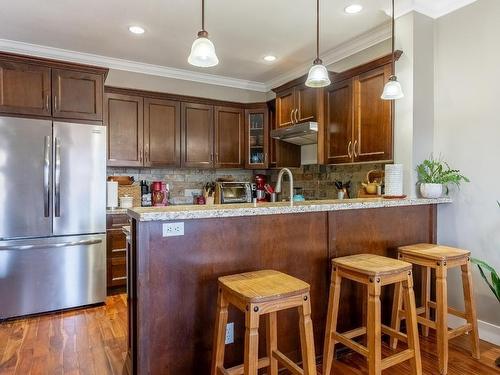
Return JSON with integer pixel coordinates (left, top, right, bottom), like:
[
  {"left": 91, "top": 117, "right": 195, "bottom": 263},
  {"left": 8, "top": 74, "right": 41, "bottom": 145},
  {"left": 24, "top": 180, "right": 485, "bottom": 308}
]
[
  {"left": 261, "top": 163, "right": 386, "bottom": 200},
  {"left": 107, "top": 167, "right": 253, "bottom": 204},
  {"left": 108, "top": 163, "right": 384, "bottom": 205}
]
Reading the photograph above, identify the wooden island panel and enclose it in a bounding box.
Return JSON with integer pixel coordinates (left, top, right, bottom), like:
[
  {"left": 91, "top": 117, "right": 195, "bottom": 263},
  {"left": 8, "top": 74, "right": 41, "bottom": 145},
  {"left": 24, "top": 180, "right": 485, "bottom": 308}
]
[{"left": 128, "top": 205, "right": 437, "bottom": 374}]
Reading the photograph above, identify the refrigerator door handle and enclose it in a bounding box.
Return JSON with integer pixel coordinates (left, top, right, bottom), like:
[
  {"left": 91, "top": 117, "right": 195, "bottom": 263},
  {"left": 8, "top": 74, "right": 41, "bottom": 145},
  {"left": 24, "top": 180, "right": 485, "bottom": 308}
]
[
  {"left": 43, "top": 136, "right": 51, "bottom": 217},
  {"left": 54, "top": 137, "right": 61, "bottom": 217},
  {"left": 0, "top": 238, "right": 103, "bottom": 251}
]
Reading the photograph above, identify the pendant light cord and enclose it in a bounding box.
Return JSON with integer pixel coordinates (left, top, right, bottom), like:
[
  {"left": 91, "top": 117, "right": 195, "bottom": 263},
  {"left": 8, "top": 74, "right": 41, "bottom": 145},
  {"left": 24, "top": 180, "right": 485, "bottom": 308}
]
[
  {"left": 202, "top": 0, "right": 205, "bottom": 31},
  {"left": 391, "top": 0, "right": 395, "bottom": 74},
  {"left": 316, "top": 0, "right": 320, "bottom": 60}
]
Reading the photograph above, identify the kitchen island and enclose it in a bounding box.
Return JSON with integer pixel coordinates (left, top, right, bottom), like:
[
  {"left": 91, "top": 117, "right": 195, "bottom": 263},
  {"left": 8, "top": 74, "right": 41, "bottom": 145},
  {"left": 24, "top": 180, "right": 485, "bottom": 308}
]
[{"left": 125, "top": 198, "right": 450, "bottom": 374}]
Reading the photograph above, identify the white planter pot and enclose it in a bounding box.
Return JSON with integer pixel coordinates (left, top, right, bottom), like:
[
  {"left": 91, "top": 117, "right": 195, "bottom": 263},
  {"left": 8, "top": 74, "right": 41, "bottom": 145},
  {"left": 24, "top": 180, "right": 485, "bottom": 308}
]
[{"left": 420, "top": 183, "right": 443, "bottom": 199}]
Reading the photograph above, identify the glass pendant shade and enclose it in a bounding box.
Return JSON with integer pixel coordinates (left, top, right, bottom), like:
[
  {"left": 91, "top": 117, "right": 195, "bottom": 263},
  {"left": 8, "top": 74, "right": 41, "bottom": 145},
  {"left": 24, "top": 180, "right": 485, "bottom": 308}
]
[
  {"left": 188, "top": 32, "right": 219, "bottom": 67},
  {"left": 305, "top": 60, "right": 331, "bottom": 88},
  {"left": 381, "top": 75, "right": 404, "bottom": 100}
]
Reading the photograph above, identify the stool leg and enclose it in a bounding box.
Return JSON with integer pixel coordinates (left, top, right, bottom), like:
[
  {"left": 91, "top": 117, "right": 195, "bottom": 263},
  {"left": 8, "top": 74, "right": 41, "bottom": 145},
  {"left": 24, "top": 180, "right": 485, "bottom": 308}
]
[
  {"left": 367, "top": 279, "right": 382, "bottom": 375},
  {"left": 211, "top": 289, "right": 229, "bottom": 375},
  {"left": 299, "top": 292, "right": 317, "bottom": 375},
  {"left": 436, "top": 264, "right": 448, "bottom": 375},
  {"left": 323, "top": 270, "right": 341, "bottom": 375},
  {"left": 266, "top": 312, "right": 278, "bottom": 375},
  {"left": 244, "top": 305, "right": 260, "bottom": 375},
  {"left": 421, "top": 266, "right": 431, "bottom": 337},
  {"left": 461, "top": 260, "right": 480, "bottom": 359},
  {"left": 403, "top": 271, "right": 423, "bottom": 375},
  {"left": 390, "top": 281, "right": 403, "bottom": 349}
]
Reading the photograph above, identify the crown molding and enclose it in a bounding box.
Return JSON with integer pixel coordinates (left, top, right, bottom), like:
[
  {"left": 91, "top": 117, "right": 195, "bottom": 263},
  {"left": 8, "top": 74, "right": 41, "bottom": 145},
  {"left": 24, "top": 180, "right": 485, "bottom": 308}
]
[
  {"left": 0, "top": 38, "right": 268, "bottom": 92},
  {"left": 395, "top": 0, "right": 478, "bottom": 19},
  {"left": 264, "top": 22, "right": 392, "bottom": 91}
]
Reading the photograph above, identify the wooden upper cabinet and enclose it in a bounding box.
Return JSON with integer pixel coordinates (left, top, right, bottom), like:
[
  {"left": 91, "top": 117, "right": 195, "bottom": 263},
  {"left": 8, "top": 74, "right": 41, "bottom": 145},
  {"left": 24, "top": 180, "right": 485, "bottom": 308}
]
[
  {"left": 268, "top": 100, "right": 301, "bottom": 168},
  {"left": 52, "top": 69, "right": 103, "bottom": 121},
  {"left": 275, "top": 84, "right": 318, "bottom": 128},
  {"left": 214, "top": 106, "right": 244, "bottom": 168},
  {"left": 353, "top": 65, "right": 392, "bottom": 163},
  {"left": 275, "top": 87, "right": 295, "bottom": 128},
  {"left": 144, "top": 98, "right": 181, "bottom": 167},
  {"left": 0, "top": 61, "right": 51, "bottom": 116},
  {"left": 325, "top": 79, "right": 354, "bottom": 165},
  {"left": 181, "top": 102, "right": 214, "bottom": 168},
  {"left": 105, "top": 93, "right": 144, "bottom": 167},
  {"left": 295, "top": 84, "right": 317, "bottom": 123}
]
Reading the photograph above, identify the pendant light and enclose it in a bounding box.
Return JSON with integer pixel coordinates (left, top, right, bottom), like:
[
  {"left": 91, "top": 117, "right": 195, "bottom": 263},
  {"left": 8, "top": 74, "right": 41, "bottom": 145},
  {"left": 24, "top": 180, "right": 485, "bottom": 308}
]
[
  {"left": 381, "top": 0, "right": 404, "bottom": 99},
  {"left": 305, "top": 0, "right": 331, "bottom": 88},
  {"left": 188, "top": 0, "right": 219, "bottom": 67}
]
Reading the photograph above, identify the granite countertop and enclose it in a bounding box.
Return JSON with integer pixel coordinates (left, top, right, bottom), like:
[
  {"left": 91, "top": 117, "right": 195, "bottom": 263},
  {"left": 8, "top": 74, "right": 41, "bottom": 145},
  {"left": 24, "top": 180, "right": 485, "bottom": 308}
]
[
  {"left": 106, "top": 208, "right": 129, "bottom": 215},
  {"left": 127, "top": 197, "right": 452, "bottom": 222}
]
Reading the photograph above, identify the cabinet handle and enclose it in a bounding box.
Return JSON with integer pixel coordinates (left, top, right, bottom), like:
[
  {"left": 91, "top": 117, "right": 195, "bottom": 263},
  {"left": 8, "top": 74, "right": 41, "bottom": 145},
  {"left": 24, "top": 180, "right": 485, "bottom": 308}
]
[
  {"left": 45, "top": 95, "right": 49, "bottom": 111},
  {"left": 290, "top": 109, "right": 294, "bottom": 124},
  {"left": 294, "top": 109, "right": 299, "bottom": 123},
  {"left": 353, "top": 140, "right": 358, "bottom": 158},
  {"left": 54, "top": 96, "right": 57, "bottom": 112},
  {"left": 264, "top": 153, "right": 268, "bottom": 163},
  {"left": 145, "top": 150, "right": 149, "bottom": 163},
  {"left": 139, "top": 152, "right": 143, "bottom": 163},
  {"left": 215, "top": 153, "right": 219, "bottom": 163},
  {"left": 347, "top": 141, "right": 352, "bottom": 158},
  {"left": 210, "top": 153, "right": 214, "bottom": 162}
]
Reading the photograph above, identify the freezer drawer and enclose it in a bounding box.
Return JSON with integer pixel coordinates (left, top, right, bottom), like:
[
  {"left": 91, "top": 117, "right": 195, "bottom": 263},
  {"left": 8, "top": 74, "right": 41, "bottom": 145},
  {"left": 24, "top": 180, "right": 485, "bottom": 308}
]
[{"left": 0, "top": 234, "right": 106, "bottom": 319}]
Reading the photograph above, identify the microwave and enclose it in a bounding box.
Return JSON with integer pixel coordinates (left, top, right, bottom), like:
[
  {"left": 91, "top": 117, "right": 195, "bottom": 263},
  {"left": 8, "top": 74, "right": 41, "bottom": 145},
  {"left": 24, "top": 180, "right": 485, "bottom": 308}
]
[{"left": 215, "top": 182, "right": 252, "bottom": 204}]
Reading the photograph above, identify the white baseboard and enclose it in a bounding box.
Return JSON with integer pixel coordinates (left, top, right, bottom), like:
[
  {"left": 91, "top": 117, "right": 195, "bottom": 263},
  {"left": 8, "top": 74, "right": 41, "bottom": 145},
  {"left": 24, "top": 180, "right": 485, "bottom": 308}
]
[{"left": 448, "top": 315, "right": 500, "bottom": 345}]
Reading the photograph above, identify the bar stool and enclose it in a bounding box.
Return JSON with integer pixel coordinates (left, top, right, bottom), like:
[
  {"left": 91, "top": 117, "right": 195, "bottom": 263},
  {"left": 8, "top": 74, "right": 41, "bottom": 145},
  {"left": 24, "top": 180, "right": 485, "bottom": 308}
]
[
  {"left": 323, "top": 254, "right": 422, "bottom": 375},
  {"left": 391, "top": 244, "right": 480, "bottom": 375},
  {"left": 211, "top": 270, "right": 317, "bottom": 375}
]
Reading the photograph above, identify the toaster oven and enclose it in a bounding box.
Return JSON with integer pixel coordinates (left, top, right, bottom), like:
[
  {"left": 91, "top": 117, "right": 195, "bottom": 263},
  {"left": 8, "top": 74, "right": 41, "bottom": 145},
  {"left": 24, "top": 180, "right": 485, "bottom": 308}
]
[{"left": 215, "top": 182, "right": 252, "bottom": 204}]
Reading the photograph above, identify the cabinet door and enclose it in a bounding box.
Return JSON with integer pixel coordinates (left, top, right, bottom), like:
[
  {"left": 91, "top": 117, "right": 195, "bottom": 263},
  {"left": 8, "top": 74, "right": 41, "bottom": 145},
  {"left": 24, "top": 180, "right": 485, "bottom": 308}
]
[
  {"left": 106, "top": 230, "right": 127, "bottom": 288},
  {"left": 52, "top": 69, "right": 103, "bottom": 121},
  {"left": 214, "top": 106, "right": 244, "bottom": 168},
  {"left": 105, "top": 93, "right": 144, "bottom": 167},
  {"left": 296, "top": 84, "right": 317, "bottom": 123},
  {"left": 325, "top": 79, "right": 354, "bottom": 164},
  {"left": 181, "top": 102, "right": 214, "bottom": 168},
  {"left": 268, "top": 100, "right": 301, "bottom": 168},
  {"left": 353, "top": 65, "right": 392, "bottom": 163},
  {"left": 245, "top": 108, "right": 269, "bottom": 169},
  {"left": 275, "top": 87, "right": 295, "bottom": 127},
  {"left": 0, "top": 61, "right": 51, "bottom": 116},
  {"left": 144, "top": 98, "right": 181, "bottom": 167}
]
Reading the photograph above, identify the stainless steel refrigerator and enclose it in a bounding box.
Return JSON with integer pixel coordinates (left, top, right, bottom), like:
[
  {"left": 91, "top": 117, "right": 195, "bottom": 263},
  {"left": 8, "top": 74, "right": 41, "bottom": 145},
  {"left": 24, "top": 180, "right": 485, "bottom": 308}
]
[{"left": 0, "top": 116, "right": 106, "bottom": 319}]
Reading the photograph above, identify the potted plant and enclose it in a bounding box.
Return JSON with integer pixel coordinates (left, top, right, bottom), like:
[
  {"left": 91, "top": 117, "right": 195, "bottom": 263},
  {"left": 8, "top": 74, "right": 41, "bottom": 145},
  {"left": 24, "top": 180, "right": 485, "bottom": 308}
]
[{"left": 416, "top": 157, "right": 470, "bottom": 198}]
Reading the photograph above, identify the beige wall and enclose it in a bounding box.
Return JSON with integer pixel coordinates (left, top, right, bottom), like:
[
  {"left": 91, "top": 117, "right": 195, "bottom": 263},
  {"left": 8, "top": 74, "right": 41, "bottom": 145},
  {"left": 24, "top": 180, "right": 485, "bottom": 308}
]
[
  {"left": 327, "top": 39, "right": 391, "bottom": 72},
  {"left": 106, "top": 69, "right": 267, "bottom": 103},
  {"left": 434, "top": 0, "right": 500, "bottom": 337}
]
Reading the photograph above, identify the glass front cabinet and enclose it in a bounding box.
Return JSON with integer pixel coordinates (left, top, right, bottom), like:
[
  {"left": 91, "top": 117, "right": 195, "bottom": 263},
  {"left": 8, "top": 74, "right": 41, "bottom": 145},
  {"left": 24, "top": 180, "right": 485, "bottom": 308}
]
[{"left": 245, "top": 107, "right": 269, "bottom": 169}]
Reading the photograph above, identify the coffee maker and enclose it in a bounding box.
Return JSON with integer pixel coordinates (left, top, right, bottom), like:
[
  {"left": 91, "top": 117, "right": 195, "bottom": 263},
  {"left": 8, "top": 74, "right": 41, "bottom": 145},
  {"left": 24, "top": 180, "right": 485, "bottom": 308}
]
[
  {"left": 254, "top": 174, "right": 267, "bottom": 202},
  {"left": 151, "top": 181, "right": 169, "bottom": 206}
]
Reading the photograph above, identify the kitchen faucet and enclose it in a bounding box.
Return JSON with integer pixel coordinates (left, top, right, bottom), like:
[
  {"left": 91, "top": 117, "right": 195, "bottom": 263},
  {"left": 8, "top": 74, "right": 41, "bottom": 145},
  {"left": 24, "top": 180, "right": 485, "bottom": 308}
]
[{"left": 275, "top": 168, "right": 294, "bottom": 206}]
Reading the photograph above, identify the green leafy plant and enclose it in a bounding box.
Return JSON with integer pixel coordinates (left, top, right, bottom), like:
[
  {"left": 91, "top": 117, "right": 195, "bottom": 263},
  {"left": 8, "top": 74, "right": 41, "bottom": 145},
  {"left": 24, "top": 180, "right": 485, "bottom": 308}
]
[
  {"left": 416, "top": 157, "right": 470, "bottom": 189},
  {"left": 471, "top": 258, "right": 500, "bottom": 303}
]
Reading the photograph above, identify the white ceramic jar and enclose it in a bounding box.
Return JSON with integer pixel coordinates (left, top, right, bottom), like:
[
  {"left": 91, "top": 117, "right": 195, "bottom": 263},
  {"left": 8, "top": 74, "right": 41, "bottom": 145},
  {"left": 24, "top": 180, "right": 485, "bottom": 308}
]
[{"left": 120, "top": 195, "right": 134, "bottom": 208}]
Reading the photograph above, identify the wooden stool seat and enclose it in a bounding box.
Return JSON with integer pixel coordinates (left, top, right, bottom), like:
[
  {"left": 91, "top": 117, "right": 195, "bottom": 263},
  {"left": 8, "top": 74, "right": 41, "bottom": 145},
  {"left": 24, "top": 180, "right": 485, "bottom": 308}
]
[
  {"left": 332, "top": 254, "right": 412, "bottom": 276},
  {"left": 398, "top": 243, "right": 470, "bottom": 261},
  {"left": 218, "top": 270, "right": 310, "bottom": 303},
  {"left": 212, "top": 270, "right": 317, "bottom": 375},
  {"left": 392, "top": 244, "right": 480, "bottom": 375},
  {"left": 323, "top": 254, "right": 422, "bottom": 375}
]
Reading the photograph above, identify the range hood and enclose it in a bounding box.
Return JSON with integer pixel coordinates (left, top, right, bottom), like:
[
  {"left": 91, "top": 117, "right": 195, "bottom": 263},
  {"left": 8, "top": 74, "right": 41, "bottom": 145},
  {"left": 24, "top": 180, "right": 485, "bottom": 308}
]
[{"left": 270, "top": 122, "right": 318, "bottom": 146}]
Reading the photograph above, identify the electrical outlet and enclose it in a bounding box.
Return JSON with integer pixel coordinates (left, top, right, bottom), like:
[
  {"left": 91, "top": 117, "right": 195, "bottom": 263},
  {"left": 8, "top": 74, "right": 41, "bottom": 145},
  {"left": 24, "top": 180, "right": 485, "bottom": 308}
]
[
  {"left": 162, "top": 222, "right": 184, "bottom": 237},
  {"left": 225, "top": 322, "right": 234, "bottom": 345}
]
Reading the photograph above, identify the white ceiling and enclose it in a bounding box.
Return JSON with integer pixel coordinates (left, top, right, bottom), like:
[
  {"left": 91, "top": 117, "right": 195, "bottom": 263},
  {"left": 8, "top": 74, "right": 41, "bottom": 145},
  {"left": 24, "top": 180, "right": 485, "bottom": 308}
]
[{"left": 0, "top": 0, "right": 476, "bottom": 91}]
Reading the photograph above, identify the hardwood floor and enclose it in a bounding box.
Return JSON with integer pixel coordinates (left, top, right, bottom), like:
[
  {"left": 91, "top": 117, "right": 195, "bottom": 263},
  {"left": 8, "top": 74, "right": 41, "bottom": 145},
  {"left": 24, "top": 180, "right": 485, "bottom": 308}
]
[
  {"left": 0, "top": 295, "right": 127, "bottom": 375},
  {"left": 0, "top": 293, "right": 498, "bottom": 374}
]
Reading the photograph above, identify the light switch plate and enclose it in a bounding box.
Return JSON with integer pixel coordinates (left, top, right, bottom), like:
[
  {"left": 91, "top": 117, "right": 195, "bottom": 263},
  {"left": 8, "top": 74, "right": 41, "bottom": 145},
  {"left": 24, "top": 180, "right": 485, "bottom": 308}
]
[{"left": 162, "top": 222, "right": 184, "bottom": 237}]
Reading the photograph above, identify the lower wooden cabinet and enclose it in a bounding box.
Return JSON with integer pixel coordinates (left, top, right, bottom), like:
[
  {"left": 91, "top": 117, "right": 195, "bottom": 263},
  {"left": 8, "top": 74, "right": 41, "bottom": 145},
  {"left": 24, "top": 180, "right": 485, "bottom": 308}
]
[{"left": 106, "top": 214, "right": 129, "bottom": 290}]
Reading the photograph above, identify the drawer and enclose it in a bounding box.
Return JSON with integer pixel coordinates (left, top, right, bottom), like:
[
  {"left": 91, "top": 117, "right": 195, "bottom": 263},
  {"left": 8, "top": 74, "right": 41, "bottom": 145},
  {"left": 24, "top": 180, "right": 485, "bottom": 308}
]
[
  {"left": 108, "top": 257, "right": 127, "bottom": 288},
  {"left": 107, "top": 230, "right": 126, "bottom": 258},
  {"left": 106, "top": 214, "right": 129, "bottom": 229}
]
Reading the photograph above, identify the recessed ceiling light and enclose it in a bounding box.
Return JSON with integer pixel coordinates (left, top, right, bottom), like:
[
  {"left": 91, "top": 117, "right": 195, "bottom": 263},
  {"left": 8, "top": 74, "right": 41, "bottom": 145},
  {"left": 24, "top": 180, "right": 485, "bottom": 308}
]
[
  {"left": 128, "top": 26, "right": 145, "bottom": 34},
  {"left": 263, "top": 55, "right": 277, "bottom": 62},
  {"left": 344, "top": 4, "right": 363, "bottom": 14}
]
